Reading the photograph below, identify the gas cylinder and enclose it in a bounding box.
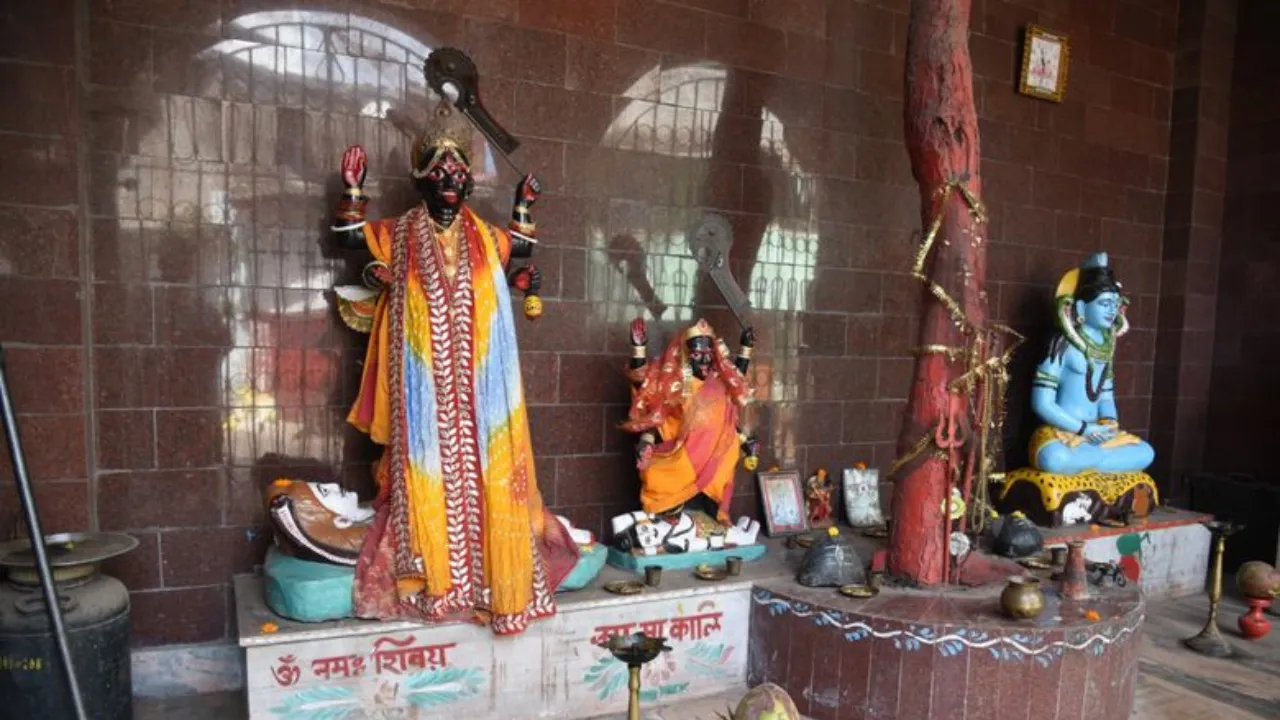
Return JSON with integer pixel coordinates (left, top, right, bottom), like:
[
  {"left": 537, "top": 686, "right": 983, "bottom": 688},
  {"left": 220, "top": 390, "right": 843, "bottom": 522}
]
[{"left": 0, "top": 532, "right": 137, "bottom": 720}]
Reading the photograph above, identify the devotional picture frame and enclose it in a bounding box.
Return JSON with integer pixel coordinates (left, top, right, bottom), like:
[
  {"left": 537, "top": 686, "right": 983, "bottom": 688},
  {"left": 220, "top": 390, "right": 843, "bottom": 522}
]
[
  {"left": 758, "top": 469, "right": 808, "bottom": 537},
  {"left": 1018, "top": 24, "right": 1069, "bottom": 103}
]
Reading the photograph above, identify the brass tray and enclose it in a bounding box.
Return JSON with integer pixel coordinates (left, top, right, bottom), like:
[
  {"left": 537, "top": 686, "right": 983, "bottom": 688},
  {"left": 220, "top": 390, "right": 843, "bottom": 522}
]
[
  {"left": 839, "top": 584, "right": 879, "bottom": 599},
  {"left": 1018, "top": 556, "right": 1055, "bottom": 571},
  {"left": 603, "top": 580, "right": 645, "bottom": 595},
  {"left": 694, "top": 564, "right": 728, "bottom": 581},
  {"left": 860, "top": 526, "right": 889, "bottom": 539}
]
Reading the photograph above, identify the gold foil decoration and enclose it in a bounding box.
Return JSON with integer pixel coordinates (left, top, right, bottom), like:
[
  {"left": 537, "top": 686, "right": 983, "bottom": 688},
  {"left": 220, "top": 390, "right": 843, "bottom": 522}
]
[{"left": 889, "top": 179, "right": 1023, "bottom": 522}]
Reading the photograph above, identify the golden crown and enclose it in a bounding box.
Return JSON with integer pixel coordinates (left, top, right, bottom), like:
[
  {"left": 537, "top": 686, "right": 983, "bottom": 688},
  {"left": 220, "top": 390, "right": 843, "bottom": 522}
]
[
  {"left": 684, "top": 319, "right": 714, "bottom": 341},
  {"left": 412, "top": 102, "right": 474, "bottom": 172}
]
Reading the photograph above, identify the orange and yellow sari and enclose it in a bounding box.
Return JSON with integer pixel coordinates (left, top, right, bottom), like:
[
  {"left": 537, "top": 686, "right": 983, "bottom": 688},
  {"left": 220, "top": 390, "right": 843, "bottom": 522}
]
[
  {"left": 345, "top": 204, "right": 576, "bottom": 635},
  {"left": 621, "top": 329, "right": 752, "bottom": 524}
]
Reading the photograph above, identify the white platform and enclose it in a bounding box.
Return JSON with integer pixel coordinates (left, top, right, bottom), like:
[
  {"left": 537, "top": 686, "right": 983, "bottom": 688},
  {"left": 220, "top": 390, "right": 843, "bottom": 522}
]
[
  {"left": 234, "top": 544, "right": 795, "bottom": 719},
  {"left": 1041, "top": 508, "right": 1213, "bottom": 599}
]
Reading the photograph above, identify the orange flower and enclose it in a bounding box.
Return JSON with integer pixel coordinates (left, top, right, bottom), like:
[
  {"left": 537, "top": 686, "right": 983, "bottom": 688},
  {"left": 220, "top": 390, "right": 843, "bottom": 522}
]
[
  {"left": 1089, "top": 524, "right": 1100, "bottom": 533},
  {"left": 261, "top": 622, "right": 279, "bottom": 634},
  {"left": 1084, "top": 610, "right": 1101, "bottom": 622},
  {"left": 855, "top": 461, "right": 868, "bottom": 470}
]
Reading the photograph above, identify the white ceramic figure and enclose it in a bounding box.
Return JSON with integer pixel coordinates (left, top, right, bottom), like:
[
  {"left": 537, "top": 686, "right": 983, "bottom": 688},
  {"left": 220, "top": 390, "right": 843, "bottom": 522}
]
[
  {"left": 610, "top": 511, "right": 760, "bottom": 556},
  {"left": 1060, "top": 495, "right": 1094, "bottom": 525},
  {"left": 555, "top": 515, "right": 596, "bottom": 546},
  {"left": 308, "top": 482, "right": 376, "bottom": 526},
  {"left": 843, "top": 466, "right": 885, "bottom": 527}
]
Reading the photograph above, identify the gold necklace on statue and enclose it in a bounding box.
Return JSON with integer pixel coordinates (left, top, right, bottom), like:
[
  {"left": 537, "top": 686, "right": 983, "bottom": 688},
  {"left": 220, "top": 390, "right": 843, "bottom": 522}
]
[{"left": 431, "top": 217, "right": 462, "bottom": 282}]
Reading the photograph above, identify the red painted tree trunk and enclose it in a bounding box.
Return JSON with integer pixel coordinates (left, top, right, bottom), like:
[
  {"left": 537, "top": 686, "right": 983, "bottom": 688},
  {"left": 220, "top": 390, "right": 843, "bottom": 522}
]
[{"left": 889, "top": 0, "right": 985, "bottom": 586}]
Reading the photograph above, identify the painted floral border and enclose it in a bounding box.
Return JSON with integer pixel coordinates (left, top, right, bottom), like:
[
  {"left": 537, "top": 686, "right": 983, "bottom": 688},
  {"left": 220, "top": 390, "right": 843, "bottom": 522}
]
[{"left": 752, "top": 589, "right": 1142, "bottom": 668}]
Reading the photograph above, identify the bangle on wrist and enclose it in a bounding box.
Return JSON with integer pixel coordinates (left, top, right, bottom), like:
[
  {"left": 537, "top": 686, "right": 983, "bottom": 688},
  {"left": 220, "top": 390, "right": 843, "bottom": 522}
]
[
  {"left": 739, "top": 346, "right": 753, "bottom": 359},
  {"left": 632, "top": 345, "right": 647, "bottom": 359}
]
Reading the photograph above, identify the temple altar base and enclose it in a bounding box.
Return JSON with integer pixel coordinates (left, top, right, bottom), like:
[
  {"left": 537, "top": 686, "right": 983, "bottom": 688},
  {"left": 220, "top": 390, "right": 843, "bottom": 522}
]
[{"left": 235, "top": 544, "right": 777, "bottom": 719}]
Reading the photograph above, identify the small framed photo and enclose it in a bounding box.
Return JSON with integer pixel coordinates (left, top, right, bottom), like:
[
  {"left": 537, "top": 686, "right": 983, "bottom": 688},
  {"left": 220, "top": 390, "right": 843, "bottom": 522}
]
[
  {"left": 1018, "top": 24, "right": 1069, "bottom": 103},
  {"left": 758, "top": 469, "right": 808, "bottom": 536}
]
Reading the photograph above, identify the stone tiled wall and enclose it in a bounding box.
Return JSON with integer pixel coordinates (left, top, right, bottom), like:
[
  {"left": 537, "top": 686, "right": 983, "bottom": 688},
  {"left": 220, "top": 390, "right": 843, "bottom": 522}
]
[
  {"left": 1207, "top": 0, "right": 1280, "bottom": 483},
  {"left": 0, "top": 0, "right": 1177, "bottom": 647},
  {"left": 1149, "top": 0, "right": 1236, "bottom": 498}
]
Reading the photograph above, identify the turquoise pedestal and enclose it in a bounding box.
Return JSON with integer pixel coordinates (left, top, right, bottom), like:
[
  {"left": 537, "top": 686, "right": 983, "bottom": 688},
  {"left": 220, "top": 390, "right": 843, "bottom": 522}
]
[
  {"left": 263, "top": 546, "right": 355, "bottom": 623},
  {"left": 557, "top": 543, "right": 608, "bottom": 592},
  {"left": 606, "top": 543, "right": 767, "bottom": 572}
]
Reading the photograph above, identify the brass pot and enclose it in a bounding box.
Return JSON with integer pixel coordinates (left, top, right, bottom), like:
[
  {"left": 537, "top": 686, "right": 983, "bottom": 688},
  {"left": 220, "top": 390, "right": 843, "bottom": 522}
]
[{"left": 1001, "top": 576, "right": 1045, "bottom": 620}]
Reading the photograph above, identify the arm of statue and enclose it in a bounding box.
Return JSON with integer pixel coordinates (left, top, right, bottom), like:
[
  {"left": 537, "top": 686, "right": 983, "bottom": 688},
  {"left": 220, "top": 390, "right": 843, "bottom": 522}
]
[
  {"left": 738, "top": 431, "right": 760, "bottom": 471},
  {"left": 507, "top": 174, "right": 540, "bottom": 262},
  {"left": 1030, "top": 345, "right": 1114, "bottom": 444},
  {"left": 734, "top": 326, "right": 756, "bottom": 375},
  {"left": 503, "top": 174, "right": 545, "bottom": 319},
  {"left": 332, "top": 146, "right": 370, "bottom": 251},
  {"left": 636, "top": 429, "right": 661, "bottom": 470},
  {"left": 628, "top": 317, "right": 649, "bottom": 382}
]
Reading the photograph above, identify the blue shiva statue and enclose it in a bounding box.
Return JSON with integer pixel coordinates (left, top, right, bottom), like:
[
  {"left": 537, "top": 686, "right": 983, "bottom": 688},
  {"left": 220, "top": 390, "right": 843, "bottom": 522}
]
[{"left": 999, "top": 253, "right": 1159, "bottom": 528}]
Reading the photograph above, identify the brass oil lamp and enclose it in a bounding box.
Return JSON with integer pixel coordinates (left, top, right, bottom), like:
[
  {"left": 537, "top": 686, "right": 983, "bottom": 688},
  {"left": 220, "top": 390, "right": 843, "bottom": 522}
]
[{"left": 598, "top": 632, "right": 672, "bottom": 720}]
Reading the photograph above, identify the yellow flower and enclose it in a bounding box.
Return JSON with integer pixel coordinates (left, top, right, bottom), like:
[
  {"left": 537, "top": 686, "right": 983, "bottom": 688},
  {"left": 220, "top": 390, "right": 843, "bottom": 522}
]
[{"left": 1011, "top": 510, "right": 1026, "bottom": 520}]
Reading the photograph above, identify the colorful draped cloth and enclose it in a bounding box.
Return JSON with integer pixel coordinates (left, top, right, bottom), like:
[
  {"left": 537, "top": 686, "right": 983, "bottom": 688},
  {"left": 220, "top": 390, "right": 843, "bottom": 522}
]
[
  {"left": 346, "top": 204, "right": 577, "bottom": 635},
  {"left": 621, "top": 331, "right": 751, "bottom": 524}
]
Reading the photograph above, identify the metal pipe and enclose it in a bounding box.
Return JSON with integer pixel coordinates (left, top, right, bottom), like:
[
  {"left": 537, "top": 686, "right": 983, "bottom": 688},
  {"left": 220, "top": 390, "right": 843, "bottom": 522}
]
[{"left": 0, "top": 345, "right": 89, "bottom": 720}]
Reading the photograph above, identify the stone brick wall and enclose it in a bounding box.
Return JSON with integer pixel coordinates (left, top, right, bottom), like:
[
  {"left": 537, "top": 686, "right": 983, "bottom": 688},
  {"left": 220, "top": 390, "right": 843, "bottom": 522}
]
[
  {"left": 0, "top": 0, "right": 1178, "bottom": 647},
  {"left": 1207, "top": 0, "right": 1280, "bottom": 483}
]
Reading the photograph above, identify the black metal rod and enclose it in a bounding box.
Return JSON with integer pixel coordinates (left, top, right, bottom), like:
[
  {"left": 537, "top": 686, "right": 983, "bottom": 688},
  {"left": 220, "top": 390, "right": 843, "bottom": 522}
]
[{"left": 0, "top": 345, "right": 88, "bottom": 720}]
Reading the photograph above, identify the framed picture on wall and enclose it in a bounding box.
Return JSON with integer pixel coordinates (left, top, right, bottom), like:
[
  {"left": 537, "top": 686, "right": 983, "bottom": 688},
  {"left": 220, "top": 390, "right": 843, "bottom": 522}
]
[
  {"left": 758, "top": 470, "right": 808, "bottom": 536},
  {"left": 1018, "top": 24, "right": 1070, "bottom": 102}
]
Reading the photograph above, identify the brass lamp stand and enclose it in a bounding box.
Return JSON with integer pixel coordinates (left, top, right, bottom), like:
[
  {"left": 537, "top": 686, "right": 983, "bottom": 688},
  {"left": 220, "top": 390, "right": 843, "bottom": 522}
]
[
  {"left": 1183, "top": 520, "right": 1242, "bottom": 657},
  {"left": 599, "top": 633, "right": 672, "bottom": 720}
]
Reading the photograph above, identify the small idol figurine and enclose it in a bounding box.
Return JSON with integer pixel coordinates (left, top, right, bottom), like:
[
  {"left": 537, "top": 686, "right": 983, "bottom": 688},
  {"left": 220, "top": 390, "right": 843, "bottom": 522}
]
[
  {"left": 609, "top": 318, "right": 763, "bottom": 558},
  {"left": 805, "top": 468, "right": 835, "bottom": 529}
]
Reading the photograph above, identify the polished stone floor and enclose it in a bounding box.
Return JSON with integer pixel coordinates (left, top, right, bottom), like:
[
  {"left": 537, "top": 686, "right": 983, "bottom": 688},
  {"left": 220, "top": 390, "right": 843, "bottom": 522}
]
[{"left": 134, "top": 594, "right": 1280, "bottom": 719}]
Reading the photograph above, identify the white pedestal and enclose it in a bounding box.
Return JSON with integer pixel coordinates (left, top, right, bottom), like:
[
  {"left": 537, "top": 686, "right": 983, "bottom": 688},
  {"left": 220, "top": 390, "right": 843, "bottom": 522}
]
[
  {"left": 235, "top": 544, "right": 793, "bottom": 719},
  {"left": 1041, "top": 508, "right": 1213, "bottom": 599}
]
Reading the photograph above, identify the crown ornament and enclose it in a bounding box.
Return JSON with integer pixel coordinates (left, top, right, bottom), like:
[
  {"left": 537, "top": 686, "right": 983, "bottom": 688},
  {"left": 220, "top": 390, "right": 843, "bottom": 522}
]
[
  {"left": 411, "top": 101, "right": 474, "bottom": 176},
  {"left": 684, "top": 319, "right": 715, "bottom": 341}
]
